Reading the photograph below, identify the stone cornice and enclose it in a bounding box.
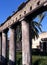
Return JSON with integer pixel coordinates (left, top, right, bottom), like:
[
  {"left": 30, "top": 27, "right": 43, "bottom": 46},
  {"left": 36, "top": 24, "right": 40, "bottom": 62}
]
[{"left": 0, "top": 0, "right": 47, "bottom": 32}]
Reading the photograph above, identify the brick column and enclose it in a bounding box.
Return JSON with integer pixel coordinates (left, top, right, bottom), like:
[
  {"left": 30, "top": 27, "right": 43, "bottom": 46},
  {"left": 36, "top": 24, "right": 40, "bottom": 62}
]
[
  {"left": 0, "top": 33, "right": 2, "bottom": 61},
  {"left": 22, "top": 20, "right": 31, "bottom": 65},
  {"left": 9, "top": 28, "right": 15, "bottom": 65},
  {"left": 2, "top": 32, "right": 7, "bottom": 65}
]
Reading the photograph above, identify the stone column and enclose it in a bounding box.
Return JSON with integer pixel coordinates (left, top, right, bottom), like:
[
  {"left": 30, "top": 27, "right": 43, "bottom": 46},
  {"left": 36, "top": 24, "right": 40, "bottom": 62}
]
[
  {"left": 9, "top": 28, "right": 15, "bottom": 65},
  {"left": 21, "top": 20, "right": 31, "bottom": 65},
  {"left": 0, "top": 33, "right": 2, "bottom": 61},
  {"left": 2, "top": 32, "right": 7, "bottom": 64}
]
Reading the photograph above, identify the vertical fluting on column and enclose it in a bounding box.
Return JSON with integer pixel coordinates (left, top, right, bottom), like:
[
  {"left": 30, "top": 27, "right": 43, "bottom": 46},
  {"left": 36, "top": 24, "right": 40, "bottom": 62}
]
[
  {"left": 21, "top": 20, "right": 31, "bottom": 65},
  {"left": 0, "top": 33, "right": 2, "bottom": 61},
  {"left": 2, "top": 32, "right": 7, "bottom": 64},
  {"left": 9, "top": 28, "right": 15, "bottom": 65}
]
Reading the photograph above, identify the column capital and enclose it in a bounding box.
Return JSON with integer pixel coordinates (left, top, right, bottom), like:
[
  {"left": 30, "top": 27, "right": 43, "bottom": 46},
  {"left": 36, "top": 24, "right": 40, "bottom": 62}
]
[
  {"left": 19, "top": 17, "right": 30, "bottom": 24},
  {"left": 2, "top": 32, "right": 7, "bottom": 38},
  {"left": 19, "top": 17, "right": 24, "bottom": 21},
  {"left": 9, "top": 27, "right": 15, "bottom": 30}
]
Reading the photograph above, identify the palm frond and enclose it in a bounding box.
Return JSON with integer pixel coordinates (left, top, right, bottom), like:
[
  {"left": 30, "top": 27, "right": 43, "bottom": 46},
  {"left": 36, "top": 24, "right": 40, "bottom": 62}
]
[
  {"left": 33, "top": 21, "right": 42, "bottom": 27},
  {"left": 38, "top": 13, "right": 46, "bottom": 24}
]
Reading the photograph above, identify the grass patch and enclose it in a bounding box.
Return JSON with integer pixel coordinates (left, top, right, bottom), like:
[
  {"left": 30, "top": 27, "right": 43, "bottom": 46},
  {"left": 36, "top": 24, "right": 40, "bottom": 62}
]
[
  {"left": 16, "top": 52, "right": 47, "bottom": 65},
  {"left": 16, "top": 51, "right": 22, "bottom": 65},
  {"left": 32, "top": 55, "right": 47, "bottom": 65}
]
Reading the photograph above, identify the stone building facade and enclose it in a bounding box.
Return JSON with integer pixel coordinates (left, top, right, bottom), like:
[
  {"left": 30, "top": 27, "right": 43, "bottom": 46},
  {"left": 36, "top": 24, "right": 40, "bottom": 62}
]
[{"left": 32, "top": 32, "right": 47, "bottom": 50}]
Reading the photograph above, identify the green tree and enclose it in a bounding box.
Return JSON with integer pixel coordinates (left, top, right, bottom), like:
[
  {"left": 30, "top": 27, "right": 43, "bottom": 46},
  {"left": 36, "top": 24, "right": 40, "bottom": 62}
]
[
  {"left": 16, "top": 12, "right": 46, "bottom": 65},
  {"left": 16, "top": 12, "right": 45, "bottom": 42}
]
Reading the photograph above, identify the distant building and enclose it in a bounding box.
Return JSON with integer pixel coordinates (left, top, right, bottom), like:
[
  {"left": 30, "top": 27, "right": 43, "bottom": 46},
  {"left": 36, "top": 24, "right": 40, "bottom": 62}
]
[{"left": 32, "top": 32, "right": 47, "bottom": 53}]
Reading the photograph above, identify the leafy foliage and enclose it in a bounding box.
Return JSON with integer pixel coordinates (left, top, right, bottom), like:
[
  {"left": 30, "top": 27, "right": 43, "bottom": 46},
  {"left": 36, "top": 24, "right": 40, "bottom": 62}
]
[
  {"left": 16, "top": 12, "right": 46, "bottom": 41},
  {"left": 29, "top": 20, "right": 42, "bottom": 39}
]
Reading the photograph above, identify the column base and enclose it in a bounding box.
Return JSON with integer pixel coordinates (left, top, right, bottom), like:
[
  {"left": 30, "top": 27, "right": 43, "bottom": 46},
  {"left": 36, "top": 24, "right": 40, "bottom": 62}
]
[
  {"left": 1, "top": 56, "right": 7, "bottom": 65},
  {"left": 22, "top": 64, "right": 26, "bottom": 65},
  {"left": 22, "top": 64, "right": 30, "bottom": 65},
  {"left": 8, "top": 60, "right": 15, "bottom": 65}
]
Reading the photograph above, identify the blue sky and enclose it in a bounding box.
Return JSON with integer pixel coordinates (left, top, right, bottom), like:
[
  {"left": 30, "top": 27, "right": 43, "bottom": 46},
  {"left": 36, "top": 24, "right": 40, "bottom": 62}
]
[
  {"left": 0, "top": 0, "right": 47, "bottom": 32},
  {"left": 0, "top": 0, "right": 27, "bottom": 24},
  {"left": 41, "top": 14, "right": 47, "bottom": 32},
  {"left": 34, "top": 11, "right": 47, "bottom": 32}
]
